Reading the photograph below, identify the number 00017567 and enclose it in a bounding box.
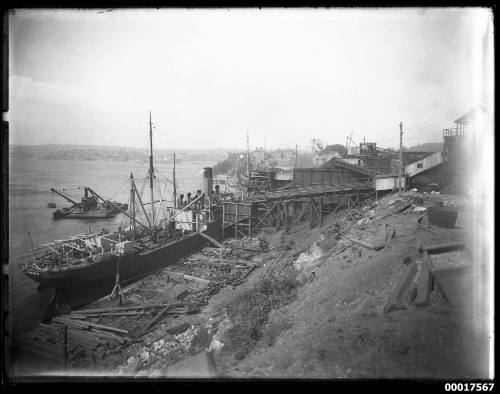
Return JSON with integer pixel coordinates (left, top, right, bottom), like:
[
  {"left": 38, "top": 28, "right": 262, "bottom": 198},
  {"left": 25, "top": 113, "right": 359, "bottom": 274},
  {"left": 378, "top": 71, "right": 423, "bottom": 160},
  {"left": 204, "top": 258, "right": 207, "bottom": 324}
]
[{"left": 445, "top": 383, "right": 494, "bottom": 391}]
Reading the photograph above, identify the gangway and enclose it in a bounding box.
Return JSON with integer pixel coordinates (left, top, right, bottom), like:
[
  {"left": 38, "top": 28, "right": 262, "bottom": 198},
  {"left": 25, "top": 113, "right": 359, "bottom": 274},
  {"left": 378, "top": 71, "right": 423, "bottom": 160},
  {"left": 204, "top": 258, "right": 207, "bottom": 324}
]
[{"left": 405, "top": 151, "right": 444, "bottom": 178}]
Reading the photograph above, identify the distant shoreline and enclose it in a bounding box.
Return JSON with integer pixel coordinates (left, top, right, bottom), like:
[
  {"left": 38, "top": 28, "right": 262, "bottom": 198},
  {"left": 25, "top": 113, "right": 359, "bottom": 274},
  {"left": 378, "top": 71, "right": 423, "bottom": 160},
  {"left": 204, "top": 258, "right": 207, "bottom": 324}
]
[{"left": 8, "top": 144, "right": 231, "bottom": 163}]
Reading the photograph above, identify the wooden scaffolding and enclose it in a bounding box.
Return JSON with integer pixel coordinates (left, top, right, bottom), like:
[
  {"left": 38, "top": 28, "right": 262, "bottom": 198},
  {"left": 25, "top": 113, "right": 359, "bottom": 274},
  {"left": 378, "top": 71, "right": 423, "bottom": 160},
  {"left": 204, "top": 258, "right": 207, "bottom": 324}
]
[{"left": 222, "top": 182, "right": 375, "bottom": 239}]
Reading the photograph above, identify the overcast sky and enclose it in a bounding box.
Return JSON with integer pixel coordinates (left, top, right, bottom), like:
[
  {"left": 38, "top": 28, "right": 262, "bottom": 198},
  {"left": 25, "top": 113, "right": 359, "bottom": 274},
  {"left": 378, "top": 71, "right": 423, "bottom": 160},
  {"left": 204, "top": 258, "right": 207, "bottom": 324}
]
[{"left": 8, "top": 8, "right": 493, "bottom": 151}]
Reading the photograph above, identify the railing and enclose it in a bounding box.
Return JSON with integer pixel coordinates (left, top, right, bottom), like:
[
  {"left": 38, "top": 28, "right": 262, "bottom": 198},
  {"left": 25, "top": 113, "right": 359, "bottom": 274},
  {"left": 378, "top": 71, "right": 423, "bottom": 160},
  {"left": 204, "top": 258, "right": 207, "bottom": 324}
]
[
  {"left": 443, "top": 127, "right": 469, "bottom": 137},
  {"left": 332, "top": 159, "right": 376, "bottom": 177}
]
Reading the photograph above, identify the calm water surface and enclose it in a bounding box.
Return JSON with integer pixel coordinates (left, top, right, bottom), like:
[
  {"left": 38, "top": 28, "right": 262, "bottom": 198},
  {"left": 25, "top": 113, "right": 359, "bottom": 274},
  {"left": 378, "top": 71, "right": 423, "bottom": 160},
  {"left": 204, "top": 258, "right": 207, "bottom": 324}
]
[{"left": 8, "top": 157, "right": 216, "bottom": 336}]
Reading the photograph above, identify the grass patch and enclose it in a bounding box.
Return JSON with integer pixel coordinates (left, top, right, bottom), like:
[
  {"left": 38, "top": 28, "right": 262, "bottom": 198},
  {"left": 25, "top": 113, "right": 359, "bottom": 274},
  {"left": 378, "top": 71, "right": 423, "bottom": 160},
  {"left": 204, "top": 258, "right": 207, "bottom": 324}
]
[
  {"left": 222, "top": 272, "right": 299, "bottom": 360},
  {"left": 261, "top": 313, "right": 293, "bottom": 347},
  {"left": 189, "top": 325, "right": 212, "bottom": 355}
]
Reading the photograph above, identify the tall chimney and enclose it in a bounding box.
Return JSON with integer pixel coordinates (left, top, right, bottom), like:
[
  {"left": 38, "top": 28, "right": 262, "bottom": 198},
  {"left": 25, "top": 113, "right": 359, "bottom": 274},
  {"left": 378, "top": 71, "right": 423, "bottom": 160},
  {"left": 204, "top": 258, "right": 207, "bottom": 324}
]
[{"left": 203, "top": 167, "right": 213, "bottom": 204}]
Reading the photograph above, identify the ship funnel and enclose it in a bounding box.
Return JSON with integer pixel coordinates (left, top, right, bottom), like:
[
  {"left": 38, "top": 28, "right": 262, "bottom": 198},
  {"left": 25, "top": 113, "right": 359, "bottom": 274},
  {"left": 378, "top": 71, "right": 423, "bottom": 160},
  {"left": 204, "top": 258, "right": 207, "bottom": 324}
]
[{"left": 203, "top": 167, "right": 213, "bottom": 204}]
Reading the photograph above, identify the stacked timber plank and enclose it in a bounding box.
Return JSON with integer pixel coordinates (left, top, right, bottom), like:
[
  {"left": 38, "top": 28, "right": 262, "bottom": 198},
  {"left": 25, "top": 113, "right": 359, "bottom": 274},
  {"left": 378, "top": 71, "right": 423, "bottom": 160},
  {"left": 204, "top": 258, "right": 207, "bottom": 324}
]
[{"left": 415, "top": 242, "right": 470, "bottom": 307}]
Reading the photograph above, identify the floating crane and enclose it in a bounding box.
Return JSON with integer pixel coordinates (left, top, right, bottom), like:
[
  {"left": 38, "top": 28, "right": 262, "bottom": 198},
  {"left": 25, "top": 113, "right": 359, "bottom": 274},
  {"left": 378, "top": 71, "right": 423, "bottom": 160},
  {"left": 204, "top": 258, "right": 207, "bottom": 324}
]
[
  {"left": 50, "top": 188, "right": 85, "bottom": 208},
  {"left": 50, "top": 187, "right": 127, "bottom": 220}
]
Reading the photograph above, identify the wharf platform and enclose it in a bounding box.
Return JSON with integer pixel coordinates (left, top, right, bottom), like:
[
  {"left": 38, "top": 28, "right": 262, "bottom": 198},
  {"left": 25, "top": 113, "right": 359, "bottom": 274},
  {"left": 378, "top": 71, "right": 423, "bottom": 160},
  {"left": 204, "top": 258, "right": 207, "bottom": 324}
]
[{"left": 222, "top": 182, "right": 375, "bottom": 238}]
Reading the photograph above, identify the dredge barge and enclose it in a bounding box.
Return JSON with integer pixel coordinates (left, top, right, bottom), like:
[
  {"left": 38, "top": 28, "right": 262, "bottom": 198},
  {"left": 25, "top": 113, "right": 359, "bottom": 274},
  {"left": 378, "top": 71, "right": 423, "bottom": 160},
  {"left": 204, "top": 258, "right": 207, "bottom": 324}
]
[{"left": 50, "top": 187, "right": 128, "bottom": 219}]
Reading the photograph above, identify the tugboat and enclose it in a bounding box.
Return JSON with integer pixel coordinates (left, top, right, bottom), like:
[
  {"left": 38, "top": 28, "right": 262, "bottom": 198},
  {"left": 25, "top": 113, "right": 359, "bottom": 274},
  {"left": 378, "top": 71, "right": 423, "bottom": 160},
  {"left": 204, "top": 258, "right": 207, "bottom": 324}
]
[
  {"left": 21, "top": 112, "right": 222, "bottom": 299},
  {"left": 51, "top": 187, "right": 128, "bottom": 219}
]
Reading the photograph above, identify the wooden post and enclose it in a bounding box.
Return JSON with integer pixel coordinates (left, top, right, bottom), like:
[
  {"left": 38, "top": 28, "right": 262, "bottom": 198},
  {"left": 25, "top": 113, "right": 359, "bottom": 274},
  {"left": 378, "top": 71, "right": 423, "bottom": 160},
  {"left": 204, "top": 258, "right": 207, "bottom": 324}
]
[
  {"left": 276, "top": 203, "right": 281, "bottom": 230},
  {"left": 63, "top": 325, "right": 68, "bottom": 370},
  {"left": 284, "top": 201, "right": 289, "bottom": 233},
  {"left": 248, "top": 208, "right": 252, "bottom": 237},
  {"left": 398, "top": 122, "right": 403, "bottom": 193},
  {"left": 222, "top": 202, "right": 225, "bottom": 241},
  {"left": 309, "top": 199, "right": 315, "bottom": 227},
  {"left": 319, "top": 197, "right": 323, "bottom": 225},
  {"left": 235, "top": 203, "right": 238, "bottom": 238}
]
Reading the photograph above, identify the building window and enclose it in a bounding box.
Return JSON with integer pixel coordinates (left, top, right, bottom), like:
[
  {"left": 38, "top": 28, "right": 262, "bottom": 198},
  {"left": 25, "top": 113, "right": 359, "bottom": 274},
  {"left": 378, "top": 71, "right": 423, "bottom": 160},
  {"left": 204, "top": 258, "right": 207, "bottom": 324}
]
[{"left": 417, "top": 163, "right": 423, "bottom": 168}]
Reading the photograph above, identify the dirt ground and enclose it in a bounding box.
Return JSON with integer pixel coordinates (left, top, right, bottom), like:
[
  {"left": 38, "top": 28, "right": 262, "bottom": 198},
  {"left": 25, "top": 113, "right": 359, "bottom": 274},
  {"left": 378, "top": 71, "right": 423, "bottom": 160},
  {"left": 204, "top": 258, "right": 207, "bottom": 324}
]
[{"left": 200, "top": 193, "right": 490, "bottom": 379}]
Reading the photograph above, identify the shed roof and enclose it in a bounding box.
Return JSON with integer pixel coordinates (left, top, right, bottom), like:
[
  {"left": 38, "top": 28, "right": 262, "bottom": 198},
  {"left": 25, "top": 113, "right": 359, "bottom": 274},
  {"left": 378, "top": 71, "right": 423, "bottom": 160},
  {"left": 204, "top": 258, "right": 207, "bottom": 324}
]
[{"left": 454, "top": 106, "right": 489, "bottom": 125}]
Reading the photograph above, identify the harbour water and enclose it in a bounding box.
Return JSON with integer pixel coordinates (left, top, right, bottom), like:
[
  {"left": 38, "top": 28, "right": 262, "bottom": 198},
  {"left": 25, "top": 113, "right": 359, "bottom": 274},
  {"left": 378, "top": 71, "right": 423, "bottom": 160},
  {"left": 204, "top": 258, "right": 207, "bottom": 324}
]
[{"left": 8, "top": 157, "right": 218, "bottom": 337}]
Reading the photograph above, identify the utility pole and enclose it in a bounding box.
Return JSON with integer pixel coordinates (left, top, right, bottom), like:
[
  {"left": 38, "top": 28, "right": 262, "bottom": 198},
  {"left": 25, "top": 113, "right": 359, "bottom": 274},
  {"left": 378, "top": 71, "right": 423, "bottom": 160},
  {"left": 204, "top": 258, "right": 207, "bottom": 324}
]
[
  {"left": 173, "top": 153, "right": 176, "bottom": 208},
  {"left": 246, "top": 130, "right": 250, "bottom": 179},
  {"left": 295, "top": 144, "right": 298, "bottom": 168},
  {"left": 264, "top": 132, "right": 267, "bottom": 170},
  {"left": 398, "top": 122, "right": 403, "bottom": 193}
]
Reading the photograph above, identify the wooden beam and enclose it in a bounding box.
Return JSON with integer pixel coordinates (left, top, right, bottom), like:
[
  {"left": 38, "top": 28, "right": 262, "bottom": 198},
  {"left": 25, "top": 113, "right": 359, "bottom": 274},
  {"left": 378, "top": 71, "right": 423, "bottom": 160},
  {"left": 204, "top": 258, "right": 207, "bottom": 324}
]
[
  {"left": 235, "top": 202, "right": 238, "bottom": 238},
  {"left": 384, "top": 263, "right": 418, "bottom": 313},
  {"left": 415, "top": 251, "right": 433, "bottom": 306},
  {"left": 345, "top": 235, "right": 385, "bottom": 250},
  {"left": 69, "top": 303, "right": 171, "bottom": 314},
  {"left": 140, "top": 304, "right": 171, "bottom": 336},
  {"left": 422, "top": 242, "right": 466, "bottom": 254},
  {"left": 52, "top": 317, "right": 129, "bottom": 334},
  {"left": 297, "top": 199, "right": 311, "bottom": 221},
  {"left": 253, "top": 201, "right": 278, "bottom": 230},
  {"left": 321, "top": 193, "right": 348, "bottom": 225}
]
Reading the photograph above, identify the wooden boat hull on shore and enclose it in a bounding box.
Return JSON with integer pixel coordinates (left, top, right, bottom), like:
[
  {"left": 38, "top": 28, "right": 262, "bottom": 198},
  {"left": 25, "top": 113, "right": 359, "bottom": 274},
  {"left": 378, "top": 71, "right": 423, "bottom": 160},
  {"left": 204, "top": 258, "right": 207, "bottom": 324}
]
[{"left": 23, "top": 221, "right": 221, "bottom": 295}]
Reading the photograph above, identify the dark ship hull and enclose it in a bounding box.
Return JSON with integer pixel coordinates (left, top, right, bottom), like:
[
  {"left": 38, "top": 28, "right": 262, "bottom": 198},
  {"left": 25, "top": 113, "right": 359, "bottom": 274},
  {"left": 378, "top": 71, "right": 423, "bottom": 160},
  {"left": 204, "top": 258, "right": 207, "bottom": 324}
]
[
  {"left": 24, "top": 221, "right": 221, "bottom": 294},
  {"left": 53, "top": 204, "right": 128, "bottom": 220},
  {"left": 53, "top": 210, "right": 115, "bottom": 219}
]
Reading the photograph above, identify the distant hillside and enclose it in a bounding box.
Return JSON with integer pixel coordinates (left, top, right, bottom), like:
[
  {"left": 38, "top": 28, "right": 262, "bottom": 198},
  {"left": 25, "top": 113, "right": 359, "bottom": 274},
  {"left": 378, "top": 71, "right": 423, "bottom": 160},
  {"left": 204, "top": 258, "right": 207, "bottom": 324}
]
[
  {"left": 8, "top": 144, "right": 231, "bottom": 162},
  {"left": 406, "top": 142, "right": 443, "bottom": 152}
]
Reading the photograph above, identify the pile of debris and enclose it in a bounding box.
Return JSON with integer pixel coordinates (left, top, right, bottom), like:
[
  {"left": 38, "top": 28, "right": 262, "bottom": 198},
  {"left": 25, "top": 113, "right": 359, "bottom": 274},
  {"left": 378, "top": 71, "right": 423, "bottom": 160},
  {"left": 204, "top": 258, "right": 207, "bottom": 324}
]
[
  {"left": 222, "top": 236, "right": 268, "bottom": 252},
  {"left": 118, "top": 324, "right": 199, "bottom": 375},
  {"left": 14, "top": 313, "right": 134, "bottom": 369}
]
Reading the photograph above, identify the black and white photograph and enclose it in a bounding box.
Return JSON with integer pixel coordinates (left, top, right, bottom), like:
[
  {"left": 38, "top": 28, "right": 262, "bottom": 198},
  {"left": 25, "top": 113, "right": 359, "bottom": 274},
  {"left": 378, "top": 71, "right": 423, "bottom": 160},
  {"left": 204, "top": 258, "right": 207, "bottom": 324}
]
[{"left": 2, "top": 7, "right": 494, "bottom": 382}]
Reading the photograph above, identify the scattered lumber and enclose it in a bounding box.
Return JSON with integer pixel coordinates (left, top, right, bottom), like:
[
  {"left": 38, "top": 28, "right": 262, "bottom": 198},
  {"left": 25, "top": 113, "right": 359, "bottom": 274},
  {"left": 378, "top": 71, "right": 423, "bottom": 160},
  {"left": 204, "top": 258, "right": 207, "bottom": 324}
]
[
  {"left": 52, "top": 317, "right": 129, "bottom": 334},
  {"left": 91, "top": 328, "right": 130, "bottom": 344},
  {"left": 69, "top": 311, "right": 149, "bottom": 318},
  {"left": 383, "top": 263, "right": 418, "bottom": 314},
  {"left": 396, "top": 203, "right": 413, "bottom": 213},
  {"left": 422, "top": 242, "right": 466, "bottom": 254},
  {"left": 187, "top": 257, "right": 253, "bottom": 268},
  {"left": 204, "top": 247, "right": 232, "bottom": 254},
  {"left": 16, "top": 337, "right": 64, "bottom": 358},
  {"left": 16, "top": 338, "right": 64, "bottom": 360},
  {"left": 69, "top": 303, "right": 171, "bottom": 315},
  {"left": 345, "top": 235, "right": 385, "bottom": 250},
  {"left": 166, "top": 322, "right": 191, "bottom": 335},
  {"left": 183, "top": 274, "right": 212, "bottom": 285},
  {"left": 176, "top": 290, "right": 190, "bottom": 300},
  {"left": 415, "top": 252, "right": 433, "bottom": 307},
  {"left": 140, "top": 304, "right": 172, "bottom": 336},
  {"left": 52, "top": 317, "right": 91, "bottom": 329},
  {"left": 165, "top": 271, "right": 213, "bottom": 285},
  {"left": 145, "top": 322, "right": 192, "bottom": 346},
  {"left": 333, "top": 242, "right": 353, "bottom": 256}
]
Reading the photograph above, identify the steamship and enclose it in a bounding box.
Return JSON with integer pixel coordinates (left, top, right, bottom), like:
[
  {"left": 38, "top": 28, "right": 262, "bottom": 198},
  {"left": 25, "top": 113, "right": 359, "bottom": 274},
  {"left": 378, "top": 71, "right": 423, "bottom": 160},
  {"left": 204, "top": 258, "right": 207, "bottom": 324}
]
[{"left": 21, "top": 113, "right": 222, "bottom": 295}]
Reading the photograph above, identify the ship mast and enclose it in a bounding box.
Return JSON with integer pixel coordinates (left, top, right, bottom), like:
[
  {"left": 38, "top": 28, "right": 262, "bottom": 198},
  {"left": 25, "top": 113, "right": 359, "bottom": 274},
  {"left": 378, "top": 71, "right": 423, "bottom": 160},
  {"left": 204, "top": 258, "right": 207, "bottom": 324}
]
[
  {"left": 148, "top": 111, "right": 155, "bottom": 235},
  {"left": 129, "top": 172, "right": 136, "bottom": 240}
]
